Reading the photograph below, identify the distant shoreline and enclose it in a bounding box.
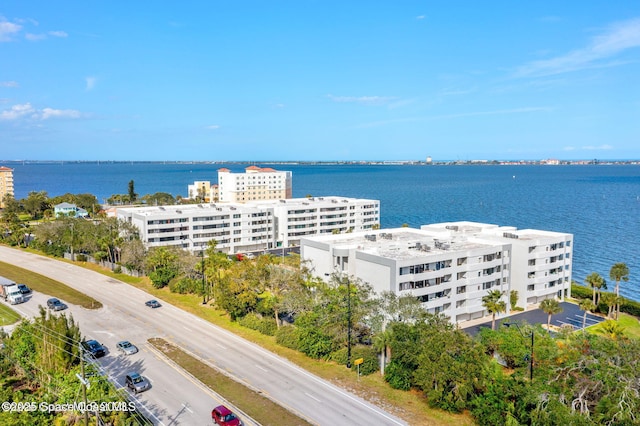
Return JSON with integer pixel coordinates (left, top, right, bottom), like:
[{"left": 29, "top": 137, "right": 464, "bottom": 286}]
[{"left": 1, "top": 159, "right": 639, "bottom": 166}]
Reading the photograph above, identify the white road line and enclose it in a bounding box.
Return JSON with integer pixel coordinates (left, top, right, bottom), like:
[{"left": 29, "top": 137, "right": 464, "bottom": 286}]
[
  {"left": 181, "top": 403, "right": 193, "bottom": 414},
  {"left": 183, "top": 326, "right": 192, "bottom": 332},
  {"left": 255, "top": 364, "right": 268, "bottom": 372},
  {"left": 304, "top": 392, "right": 322, "bottom": 403}
]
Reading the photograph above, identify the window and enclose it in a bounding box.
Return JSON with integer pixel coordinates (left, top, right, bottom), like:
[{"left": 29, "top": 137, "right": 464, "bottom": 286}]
[
  {"left": 456, "top": 286, "right": 466, "bottom": 294},
  {"left": 527, "top": 285, "right": 535, "bottom": 291},
  {"left": 456, "top": 300, "right": 466, "bottom": 308}
]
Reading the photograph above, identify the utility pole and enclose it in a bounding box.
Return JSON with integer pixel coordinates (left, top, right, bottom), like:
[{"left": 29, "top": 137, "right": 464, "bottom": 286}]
[
  {"left": 201, "top": 249, "right": 206, "bottom": 304},
  {"left": 347, "top": 277, "right": 352, "bottom": 369},
  {"left": 77, "top": 343, "right": 89, "bottom": 426}
]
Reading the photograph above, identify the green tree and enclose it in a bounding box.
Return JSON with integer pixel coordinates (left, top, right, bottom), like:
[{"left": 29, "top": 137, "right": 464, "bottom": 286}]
[
  {"left": 509, "top": 290, "right": 518, "bottom": 310},
  {"left": 145, "top": 246, "right": 181, "bottom": 288},
  {"left": 540, "top": 298, "right": 563, "bottom": 331},
  {"left": 609, "top": 263, "right": 629, "bottom": 320},
  {"left": 578, "top": 299, "right": 596, "bottom": 331},
  {"left": 128, "top": 179, "right": 137, "bottom": 203},
  {"left": 23, "top": 190, "right": 50, "bottom": 220},
  {"left": 600, "top": 292, "right": 616, "bottom": 318},
  {"left": 482, "top": 290, "right": 506, "bottom": 330},
  {"left": 584, "top": 272, "right": 606, "bottom": 305}
]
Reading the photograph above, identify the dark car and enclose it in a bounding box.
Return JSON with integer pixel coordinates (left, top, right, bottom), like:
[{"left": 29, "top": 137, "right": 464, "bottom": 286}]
[
  {"left": 82, "top": 340, "right": 106, "bottom": 358},
  {"left": 145, "top": 299, "right": 161, "bottom": 308},
  {"left": 46, "top": 298, "right": 67, "bottom": 311},
  {"left": 17, "top": 284, "right": 31, "bottom": 294},
  {"left": 125, "top": 373, "right": 150, "bottom": 394},
  {"left": 211, "top": 405, "right": 243, "bottom": 426}
]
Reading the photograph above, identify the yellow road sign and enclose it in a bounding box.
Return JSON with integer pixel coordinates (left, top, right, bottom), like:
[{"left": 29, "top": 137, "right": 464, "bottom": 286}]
[{"left": 354, "top": 358, "right": 364, "bottom": 365}]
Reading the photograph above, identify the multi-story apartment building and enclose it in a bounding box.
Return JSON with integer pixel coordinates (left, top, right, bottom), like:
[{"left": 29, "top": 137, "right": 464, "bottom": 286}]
[
  {"left": 217, "top": 166, "right": 292, "bottom": 203},
  {"left": 186, "top": 181, "right": 219, "bottom": 202},
  {"left": 116, "top": 197, "right": 380, "bottom": 254},
  {"left": 0, "top": 166, "right": 14, "bottom": 208},
  {"left": 300, "top": 221, "right": 572, "bottom": 325}
]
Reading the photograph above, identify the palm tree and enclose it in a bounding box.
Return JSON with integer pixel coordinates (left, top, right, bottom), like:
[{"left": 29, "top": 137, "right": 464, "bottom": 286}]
[
  {"left": 540, "top": 298, "right": 563, "bottom": 331},
  {"left": 578, "top": 299, "right": 596, "bottom": 331},
  {"left": 600, "top": 292, "right": 616, "bottom": 318},
  {"left": 482, "top": 289, "right": 506, "bottom": 330},
  {"left": 609, "top": 263, "right": 629, "bottom": 320},
  {"left": 373, "top": 328, "right": 393, "bottom": 375},
  {"left": 584, "top": 272, "right": 606, "bottom": 305}
]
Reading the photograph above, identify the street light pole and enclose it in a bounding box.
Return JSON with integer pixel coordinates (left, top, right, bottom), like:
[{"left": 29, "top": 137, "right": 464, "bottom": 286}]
[
  {"left": 503, "top": 322, "right": 534, "bottom": 381},
  {"left": 201, "top": 249, "right": 206, "bottom": 305},
  {"left": 347, "top": 277, "right": 352, "bottom": 369}
]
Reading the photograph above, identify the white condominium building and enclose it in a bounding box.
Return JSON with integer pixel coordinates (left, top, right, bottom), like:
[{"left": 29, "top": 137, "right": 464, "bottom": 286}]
[
  {"left": 300, "top": 221, "right": 573, "bottom": 325},
  {"left": 186, "top": 181, "right": 219, "bottom": 203},
  {"left": 116, "top": 197, "right": 380, "bottom": 254},
  {"left": 217, "top": 166, "right": 292, "bottom": 203}
]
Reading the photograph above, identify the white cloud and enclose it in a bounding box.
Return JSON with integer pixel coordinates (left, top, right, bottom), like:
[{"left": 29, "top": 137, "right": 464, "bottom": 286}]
[
  {"left": 0, "top": 103, "right": 84, "bottom": 120},
  {"left": 85, "top": 76, "right": 97, "bottom": 91},
  {"left": 0, "top": 81, "right": 19, "bottom": 88},
  {"left": 327, "top": 94, "right": 397, "bottom": 105},
  {"left": 25, "top": 33, "right": 46, "bottom": 41},
  {"left": 515, "top": 18, "right": 640, "bottom": 77},
  {"left": 416, "top": 15, "right": 425, "bottom": 20},
  {"left": 39, "top": 108, "right": 82, "bottom": 120},
  {"left": 0, "top": 20, "right": 22, "bottom": 42},
  {"left": 563, "top": 144, "right": 613, "bottom": 151},
  {"left": 0, "top": 103, "right": 35, "bottom": 120},
  {"left": 49, "top": 30, "right": 67, "bottom": 38},
  {"left": 206, "top": 125, "right": 220, "bottom": 130}
]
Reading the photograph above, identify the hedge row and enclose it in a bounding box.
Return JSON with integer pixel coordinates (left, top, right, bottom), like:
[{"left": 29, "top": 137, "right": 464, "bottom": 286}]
[{"left": 571, "top": 283, "right": 640, "bottom": 317}]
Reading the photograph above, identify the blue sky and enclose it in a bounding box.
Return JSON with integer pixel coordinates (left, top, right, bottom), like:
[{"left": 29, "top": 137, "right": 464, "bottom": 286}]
[{"left": 1, "top": 2, "right": 639, "bottom": 161}]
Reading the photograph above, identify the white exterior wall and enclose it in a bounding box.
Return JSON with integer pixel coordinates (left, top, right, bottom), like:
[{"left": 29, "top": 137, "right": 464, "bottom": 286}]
[
  {"left": 302, "top": 222, "right": 572, "bottom": 326},
  {"left": 218, "top": 168, "right": 292, "bottom": 203},
  {"left": 117, "top": 197, "right": 379, "bottom": 255}
]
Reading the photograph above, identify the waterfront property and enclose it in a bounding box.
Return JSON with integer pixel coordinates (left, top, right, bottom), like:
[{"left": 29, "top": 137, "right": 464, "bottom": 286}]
[
  {"left": 300, "top": 221, "right": 573, "bottom": 325},
  {"left": 54, "top": 202, "right": 89, "bottom": 218},
  {"left": 117, "top": 196, "right": 380, "bottom": 254},
  {"left": 187, "top": 165, "right": 293, "bottom": 204},
  {"left": 0, "top": 166, "right": 14, "bottom": 208}
]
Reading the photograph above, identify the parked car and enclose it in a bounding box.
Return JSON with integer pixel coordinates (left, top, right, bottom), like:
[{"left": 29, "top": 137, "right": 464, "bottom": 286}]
[
  {"left": 17, "top": 284, "right": 31, "bottom": 294},
  {"left": 81, "top": 340, "right": 106, "bottom": 358},
  {"left": 211, "top": 405, "right": 243, "bottom": 426},
  {"left": 116, "top": 340, "right": 138, "bottom": 355},
  {"left": 46, "top": 298, "right": 67, "bottom": 311},
  {"left": 125, "top": 373, "right": 150, "bottom": 394},
  {"left": 145, "top": 299, "right": 161, "bottom": 308}
]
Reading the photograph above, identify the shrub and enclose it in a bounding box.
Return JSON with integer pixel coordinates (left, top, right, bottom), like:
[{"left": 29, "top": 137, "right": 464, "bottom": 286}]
[
  {"left": 238, "top": 313, "right": 278, "bottom": 336},
  {"left": 621, "top": 299, "right": 640, "bottom": 317},
  {"left": 384, "top": 360, "right": 412, "bottom": 390},
  {"left": 113, "top": 265, "right": 122, "bottom": 274},
  {"left": 75, "top": 254, "right": 87, "bottom": 262},
  {"left": 169, "top": 277, "right": 200, "bottom": 294},
  {"left": 275, "top": 325, "right": 300, "bottom": 350},
  {"left": 330, "top": 345, "right": 378, "bottom": 376},
  {"left": 297, "top": 328, "right": 335, "bottom": 359},
  {"left": 148, "top": 267, "right": 177, "bottom": 289}
]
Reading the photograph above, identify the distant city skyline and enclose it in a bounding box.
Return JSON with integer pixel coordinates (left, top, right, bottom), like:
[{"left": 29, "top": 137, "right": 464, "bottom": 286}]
[{"left": 1, "top": 2, "right": 639, "bottom": 161}]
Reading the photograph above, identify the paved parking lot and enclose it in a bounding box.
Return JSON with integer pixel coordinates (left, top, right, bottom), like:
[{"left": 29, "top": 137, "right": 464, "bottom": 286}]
[{"left": 462, "top": 301, "right": 606, "bottom": 336}]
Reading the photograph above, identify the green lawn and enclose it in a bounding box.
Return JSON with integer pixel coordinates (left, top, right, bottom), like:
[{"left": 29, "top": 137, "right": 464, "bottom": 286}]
[
  {"left": 0, "top": 303, "right": 21, "bottom": 326},
  {"left": 589, "top": 313, "right": 640, "bottom": 339},
  {"left": 0, "top": 260, "right": 102, "bottom": 309}
]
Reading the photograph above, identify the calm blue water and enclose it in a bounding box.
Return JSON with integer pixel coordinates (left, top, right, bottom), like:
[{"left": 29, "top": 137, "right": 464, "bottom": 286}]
[{"left": 4, "top": 162, "right": 640, "bottom": 301}]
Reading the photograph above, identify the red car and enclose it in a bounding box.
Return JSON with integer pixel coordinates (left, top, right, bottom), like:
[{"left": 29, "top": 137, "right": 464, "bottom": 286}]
[{"left": 211, "top": 405, "right": 243, "bottom": 426}]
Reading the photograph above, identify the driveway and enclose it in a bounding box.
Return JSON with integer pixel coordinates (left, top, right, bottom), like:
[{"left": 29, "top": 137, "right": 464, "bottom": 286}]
[{"left": 462, "top": 301, "right": 606, "bottom": 336}]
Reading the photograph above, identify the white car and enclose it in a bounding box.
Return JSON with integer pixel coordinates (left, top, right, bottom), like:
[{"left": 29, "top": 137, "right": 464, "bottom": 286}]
[{"left": 116, "top": 341, "right": 139, "bottom": 355}]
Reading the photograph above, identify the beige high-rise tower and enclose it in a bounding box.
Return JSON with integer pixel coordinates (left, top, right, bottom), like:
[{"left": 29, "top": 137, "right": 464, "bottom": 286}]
[{"left": 0, "top": 166, "right": 14, "bottom": 208}]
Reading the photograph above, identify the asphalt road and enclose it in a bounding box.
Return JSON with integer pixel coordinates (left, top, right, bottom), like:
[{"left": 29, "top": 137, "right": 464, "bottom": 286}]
[{"left": 0, "top": 246, "right": 406, "bottom": 426}]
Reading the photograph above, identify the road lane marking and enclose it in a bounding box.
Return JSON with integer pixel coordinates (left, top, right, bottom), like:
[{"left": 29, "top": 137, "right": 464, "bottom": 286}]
[
  {"left": 255, "top": 365, "right": 268, "bottom": 372},
  {"left": 304, "top": 392, "right": 322, "bottom": 403},
  {"left": 181, "top": 403, "right": 193, "bottom": 414},
  {"left": 183, "top": 326, "right": 192, "bottom": 332}
]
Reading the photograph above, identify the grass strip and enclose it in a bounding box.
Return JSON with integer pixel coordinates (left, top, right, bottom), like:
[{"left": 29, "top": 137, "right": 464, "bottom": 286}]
[
  {"left": 0, "top": 260, "right": 102, "bottom": 309},
  {"left": 148, "top": 337, "right": 313, "bottom": 426},
  {"left": 0, "top": 303, "right": 21, "bottom": 326}
]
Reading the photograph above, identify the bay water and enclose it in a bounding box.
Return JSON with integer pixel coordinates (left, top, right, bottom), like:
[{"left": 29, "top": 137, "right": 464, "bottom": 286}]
[{"left": 4, "top": 161, "right": 639, "bottom": 301}]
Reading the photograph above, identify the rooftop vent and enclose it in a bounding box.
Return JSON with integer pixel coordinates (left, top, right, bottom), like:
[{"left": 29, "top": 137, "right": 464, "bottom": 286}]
[
  {"left": 503, "top": 232, "right": 519, "bottom": 239},
  {"left": 197, "top": 204, "right": 203, "bottom": 208},
  {"left": 365, "top": 234, "right": 377, "bottom": 242},
  {"left": 445, "top": 225, "right": 459, "bottom": 231}
]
